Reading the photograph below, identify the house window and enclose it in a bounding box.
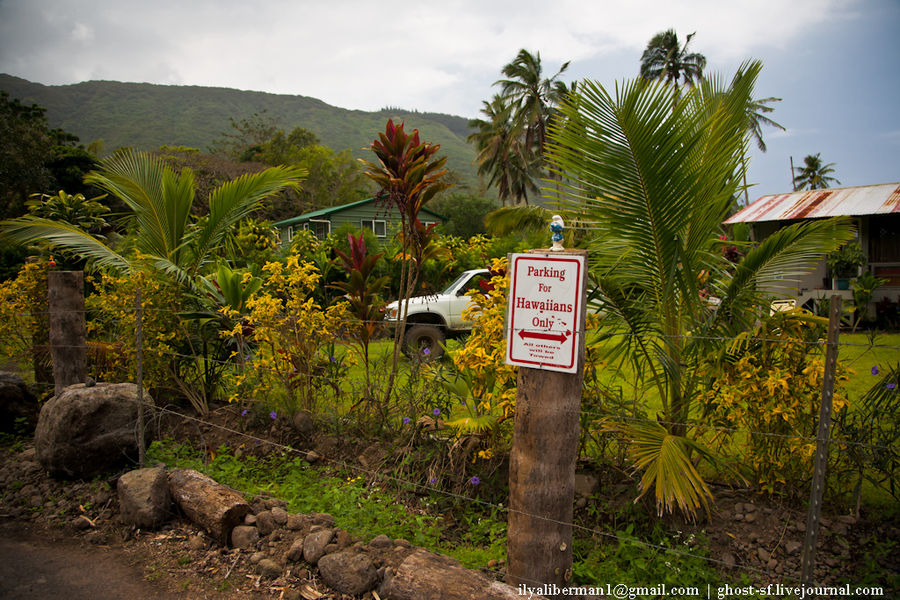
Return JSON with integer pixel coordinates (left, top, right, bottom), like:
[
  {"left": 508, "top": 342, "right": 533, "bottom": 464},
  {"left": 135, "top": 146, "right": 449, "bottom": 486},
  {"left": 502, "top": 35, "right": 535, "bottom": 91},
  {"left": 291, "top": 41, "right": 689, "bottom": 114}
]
[
  {"left": 869, "top": 214, "right": 900, "bottom": 263},
  {"left": 361, "top": 219, "right": 387, "bottom": 237},
  {"left": 304, "top": 219, "right": 331, "bottom": 240}
]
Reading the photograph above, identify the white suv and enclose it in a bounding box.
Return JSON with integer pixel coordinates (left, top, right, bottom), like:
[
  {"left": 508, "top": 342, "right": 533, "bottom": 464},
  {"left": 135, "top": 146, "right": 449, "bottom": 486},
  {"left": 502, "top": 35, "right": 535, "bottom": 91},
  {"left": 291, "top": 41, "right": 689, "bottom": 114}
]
[{"left": 383, "top": 269, "right": 490, "bottom": 358}]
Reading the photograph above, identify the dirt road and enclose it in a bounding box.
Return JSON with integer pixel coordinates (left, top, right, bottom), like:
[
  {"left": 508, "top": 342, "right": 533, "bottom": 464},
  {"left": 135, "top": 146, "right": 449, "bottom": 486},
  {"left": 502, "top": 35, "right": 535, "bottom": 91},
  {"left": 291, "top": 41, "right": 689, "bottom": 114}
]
[{"left": 0, "top": 521, "right": 183, "bottom": 600}]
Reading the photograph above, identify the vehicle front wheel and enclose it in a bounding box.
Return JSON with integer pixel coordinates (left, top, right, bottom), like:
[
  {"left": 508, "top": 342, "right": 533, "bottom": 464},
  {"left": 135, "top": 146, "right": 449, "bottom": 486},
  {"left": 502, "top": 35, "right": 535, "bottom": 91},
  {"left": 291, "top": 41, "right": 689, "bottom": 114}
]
[{"left": 403, "top": 324, "right": 446, "bottom": 360}]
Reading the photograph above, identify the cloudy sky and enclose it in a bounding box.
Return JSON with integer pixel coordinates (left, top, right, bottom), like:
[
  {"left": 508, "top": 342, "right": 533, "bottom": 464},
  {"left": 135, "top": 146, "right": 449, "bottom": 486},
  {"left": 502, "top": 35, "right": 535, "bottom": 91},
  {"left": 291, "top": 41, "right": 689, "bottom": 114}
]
[{"left": 1, "top": 0, "right": 898, "bottom": 199}]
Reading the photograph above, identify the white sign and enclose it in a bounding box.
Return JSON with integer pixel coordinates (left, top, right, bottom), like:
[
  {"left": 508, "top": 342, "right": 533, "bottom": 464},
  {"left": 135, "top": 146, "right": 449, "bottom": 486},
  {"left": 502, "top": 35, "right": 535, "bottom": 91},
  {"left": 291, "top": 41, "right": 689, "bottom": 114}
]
[{"left": 505, "top": 252, "right": 586, "bottom": 373}]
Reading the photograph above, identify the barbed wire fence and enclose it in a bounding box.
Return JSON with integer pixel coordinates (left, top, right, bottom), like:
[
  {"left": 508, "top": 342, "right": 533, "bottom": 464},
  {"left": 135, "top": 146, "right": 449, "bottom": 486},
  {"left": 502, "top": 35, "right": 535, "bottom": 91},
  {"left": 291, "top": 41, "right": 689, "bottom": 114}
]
[{"left": 3, "top": 276, "right": 899, "bottom": 594}]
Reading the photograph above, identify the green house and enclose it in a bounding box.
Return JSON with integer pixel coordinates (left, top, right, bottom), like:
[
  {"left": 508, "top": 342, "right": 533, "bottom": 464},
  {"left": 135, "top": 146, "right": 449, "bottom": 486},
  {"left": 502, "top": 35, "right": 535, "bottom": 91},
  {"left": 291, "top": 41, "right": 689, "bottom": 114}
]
[{"left": 273, "top": 197, "right": 446, "bottom": 246}]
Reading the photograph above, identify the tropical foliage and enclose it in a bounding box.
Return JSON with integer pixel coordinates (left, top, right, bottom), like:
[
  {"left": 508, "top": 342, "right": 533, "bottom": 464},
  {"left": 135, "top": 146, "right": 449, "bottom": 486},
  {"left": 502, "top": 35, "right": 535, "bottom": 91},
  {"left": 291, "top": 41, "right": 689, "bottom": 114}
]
[
  {"left": 1, "top": 150, "right": 305, "bottom": 289},
  {"left": 545, "top": 60, "right": 855, "bottom": 516},
  {"left": 359, "top": 119, "right": 450, "bottom": 401}
]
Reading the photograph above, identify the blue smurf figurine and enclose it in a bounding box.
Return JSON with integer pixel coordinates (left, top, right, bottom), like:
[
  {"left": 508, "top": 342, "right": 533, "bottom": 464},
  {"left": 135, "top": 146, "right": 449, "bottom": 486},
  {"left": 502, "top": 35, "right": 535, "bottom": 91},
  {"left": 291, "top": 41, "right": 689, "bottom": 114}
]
[{"left": 550, "top": 215, "right": 565, "bottom": 251}]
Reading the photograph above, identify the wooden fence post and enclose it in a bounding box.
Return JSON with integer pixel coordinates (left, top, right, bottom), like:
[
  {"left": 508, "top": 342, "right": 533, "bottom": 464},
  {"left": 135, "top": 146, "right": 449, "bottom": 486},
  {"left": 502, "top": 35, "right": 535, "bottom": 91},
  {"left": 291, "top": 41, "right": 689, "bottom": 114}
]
[
  {"left": 800, "top": 294, "right": 841, "bottom": 584},
  {"left": 48, "top": 270, "right": 86, "bottom": 396},
  {"left": 506, "top": 249, "right": 587, "bottom": 595}
]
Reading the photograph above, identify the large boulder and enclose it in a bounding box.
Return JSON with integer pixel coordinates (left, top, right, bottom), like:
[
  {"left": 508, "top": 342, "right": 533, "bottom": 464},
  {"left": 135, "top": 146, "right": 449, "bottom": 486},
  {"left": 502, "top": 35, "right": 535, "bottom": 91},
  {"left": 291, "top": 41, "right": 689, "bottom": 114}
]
[
  {"left": 0, "top": 372, "right": 39, "bottom": 433},
  {"left": 35, "top": 383, "right": 152, "bottom": 479}
]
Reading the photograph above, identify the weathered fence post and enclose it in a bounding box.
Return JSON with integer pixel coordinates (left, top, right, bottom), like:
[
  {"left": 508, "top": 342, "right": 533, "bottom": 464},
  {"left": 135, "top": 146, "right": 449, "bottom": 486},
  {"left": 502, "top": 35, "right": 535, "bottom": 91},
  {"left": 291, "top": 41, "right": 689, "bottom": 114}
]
[
  {"left": 800, "top": 294, "right": 841, "bottom": 585},
  {"left": 135, "top": 288, "right": 145, "bottom": 468},
  {"left": 505, "top": 249, "right": 587, "bottom": 595},
  {"left": 48, "top": 270, "right": 86, "bottom": 396}
]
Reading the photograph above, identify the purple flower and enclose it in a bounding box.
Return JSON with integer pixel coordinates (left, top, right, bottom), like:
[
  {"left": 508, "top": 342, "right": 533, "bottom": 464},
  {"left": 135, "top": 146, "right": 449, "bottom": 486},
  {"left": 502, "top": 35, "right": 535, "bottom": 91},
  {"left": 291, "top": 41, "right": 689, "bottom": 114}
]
[
  {"left": 270, "top": 411, "right": 277, "bottom": 420},
  {"left": 432, "top": 408, "right": 441, "bottom": 416},
  {"left": 872, "top": 365, "right": 879, "bottom": 376},
  {"left": 888, "top": 383, "right": 897, "bottom": 390},
  {"left": 423, "top": 347, "right": 431, "bottom": 355},
  {"left": 241, "top": 409, "right": 248, "bottom": 417},
  {"left": 429, "top": 477, "right": 437, "bottom": 484},
  {"left": 470, "top": 476, "right": 480, "bottom": 486},
  {"left": 402, "top": 417, "right": 411, "bottom": 425},
  {"left": 329, "top": 356, "right": 337, "bottom": 363}
]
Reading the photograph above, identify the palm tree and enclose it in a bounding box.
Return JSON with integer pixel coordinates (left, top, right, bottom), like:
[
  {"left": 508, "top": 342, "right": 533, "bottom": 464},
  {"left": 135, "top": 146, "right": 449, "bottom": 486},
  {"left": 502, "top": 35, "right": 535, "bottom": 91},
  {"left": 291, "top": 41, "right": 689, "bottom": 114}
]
[
  {"left": 545, "top": 60, "right": 854, "bottom": 517},
  {"left": 747, "top": 96, "right": 785, "bottom": 153},
  {"left": 639, "top": 29, "right": 706, "bottom": 87},
  {"left": 2, "top": 150, "right": 305, "bottom": 288},
  {"left": 793, "top": 153, "right": 841, "bottom": 190},
  {"left": 467, "top": 95, "right": 539, "bottom": 206},
  {"left": 496, "top": 49, "right": 571, "bottom": 154}
]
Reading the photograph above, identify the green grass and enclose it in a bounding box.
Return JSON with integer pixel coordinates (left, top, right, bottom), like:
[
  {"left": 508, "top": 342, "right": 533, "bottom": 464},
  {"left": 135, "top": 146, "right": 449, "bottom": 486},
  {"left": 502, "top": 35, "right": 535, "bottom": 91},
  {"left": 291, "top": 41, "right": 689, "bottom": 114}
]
[{"left": 835, "top": 332, "right": 900, "bottom": 403}]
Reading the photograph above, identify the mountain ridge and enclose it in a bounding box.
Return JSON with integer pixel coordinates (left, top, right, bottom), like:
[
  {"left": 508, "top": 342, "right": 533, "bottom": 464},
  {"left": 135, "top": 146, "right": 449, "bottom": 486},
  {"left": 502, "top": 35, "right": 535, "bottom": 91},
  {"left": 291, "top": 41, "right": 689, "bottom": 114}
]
[{"left": 0, "top": 74, "right": 483, "bottom": 191}]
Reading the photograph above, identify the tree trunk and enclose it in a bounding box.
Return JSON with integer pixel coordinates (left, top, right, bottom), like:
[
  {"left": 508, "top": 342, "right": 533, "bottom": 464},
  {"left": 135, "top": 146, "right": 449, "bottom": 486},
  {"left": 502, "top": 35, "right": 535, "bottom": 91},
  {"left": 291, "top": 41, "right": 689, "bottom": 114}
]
[{"left": 167, "top": 468, "right": 251, "bottom": 546}]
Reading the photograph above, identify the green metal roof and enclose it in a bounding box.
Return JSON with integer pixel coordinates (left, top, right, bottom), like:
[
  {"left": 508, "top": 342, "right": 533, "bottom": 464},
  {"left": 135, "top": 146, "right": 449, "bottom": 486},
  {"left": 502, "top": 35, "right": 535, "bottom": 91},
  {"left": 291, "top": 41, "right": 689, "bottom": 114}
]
[{"left": 273, "top": 197, "right": 446, "bottom": 227}]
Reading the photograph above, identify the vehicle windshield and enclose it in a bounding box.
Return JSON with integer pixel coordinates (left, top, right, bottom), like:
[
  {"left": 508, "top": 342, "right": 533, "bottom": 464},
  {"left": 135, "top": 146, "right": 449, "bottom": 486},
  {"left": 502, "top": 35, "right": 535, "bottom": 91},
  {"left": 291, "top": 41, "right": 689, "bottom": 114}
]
[{"left": 441, "top": 272, "right": 474, "bottom": 295}]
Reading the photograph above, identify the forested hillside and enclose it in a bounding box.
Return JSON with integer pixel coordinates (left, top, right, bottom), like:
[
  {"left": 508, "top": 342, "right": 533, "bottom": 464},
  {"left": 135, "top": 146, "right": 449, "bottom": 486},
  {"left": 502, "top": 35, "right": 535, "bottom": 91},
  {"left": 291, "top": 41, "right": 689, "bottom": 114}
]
[{"left": 0, "top": 74, "right": 482, "bottom": 191}]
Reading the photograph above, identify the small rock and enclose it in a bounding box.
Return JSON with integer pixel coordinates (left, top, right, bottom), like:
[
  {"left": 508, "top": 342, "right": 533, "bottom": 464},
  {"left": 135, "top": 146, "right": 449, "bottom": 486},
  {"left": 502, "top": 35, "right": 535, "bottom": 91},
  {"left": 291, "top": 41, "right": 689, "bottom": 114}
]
[
  {"left": 292, "top": 410, "right": 315, "bottom": 437},
  {"left": 324, "top": 543, "right": 339, "bottom": 555},
  {"left": 304, "top": 528, "right": 334, "bottom": 564},
  {"left": 335, "top": 529, "right": 353, "bottom": 549},
  {"left": 744, "top": 512, "right": 757, "bottom": 523},
  {"left": 271, "top": 506, "right": 288, "bottom": 525},
  {"left": 734, "top": 513, "right": 744, "bottom": 521},
  {"left": 836, "top": 515, "right": 857, "bottom": 525},
  {"left": 722, "top": 552, "right": 736, "bottom": 569},
  {"left": 767, "top": 558, "right": 778, "bottom": 570},
  {"left": 733, "top": 502, "right": 743, "bottom": 513},
  {"left": 574, "top": 473, "right": 599, "bottom": 498},
  {"left": 304, "top": 451, "right": 320, "bottom": 464},
  {"left": 231, "top": 525, "right": 260, "bottom": 549},
  {"left": 757, "top": 548, "right": 771, "bottom": 563},
  {"left": 285, "top": 513, "right": 305, "bottom": 530},
  {"left": 244, "top": 514, "right": 257, "bottom": 525},
  {"left": 744, "top": 502, "right": 757, "bottom": 512},
  {"left": 285, "top": 538, "right": 304, "bottom": 562},
  {"left": 393, "top": 538, "right": 411, "bottom": 548},
  {"left": 312, "top": 513, "right": 335, "bottom": 527},
  {"left": 369, "top": 534, "right": 392, "bottom": 548},
  {"left": 318, "top": 551, "right": 378, "bottom": 596},
  {"left": 250, "top": 551, "right": 266, "bottom": 564},
  {"left": 188, "top": 535, "right": 207, "bottom": 551},
  {"left": 256, "top": 511, "right": 277, "bottom": 536},
  {"left": 257, "top": 558, "right": 282, "bottom": 579},
  {"left": 785, "top": 540, "right": 802, "bottom": 555}
]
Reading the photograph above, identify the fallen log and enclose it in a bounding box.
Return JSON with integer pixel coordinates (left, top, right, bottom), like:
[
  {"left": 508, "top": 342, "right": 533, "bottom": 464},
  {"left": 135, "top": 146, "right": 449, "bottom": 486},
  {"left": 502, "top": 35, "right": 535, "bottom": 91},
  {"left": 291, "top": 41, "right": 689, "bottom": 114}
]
[{"left": 167, "top": 468, "right": 251, "bottom": 545}]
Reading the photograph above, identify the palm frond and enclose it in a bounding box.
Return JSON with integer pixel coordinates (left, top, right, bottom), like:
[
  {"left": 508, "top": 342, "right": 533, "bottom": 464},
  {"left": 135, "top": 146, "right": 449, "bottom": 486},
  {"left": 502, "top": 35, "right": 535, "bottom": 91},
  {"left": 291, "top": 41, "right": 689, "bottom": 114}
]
[
  {"left": 610, "top": 420, "right": 715, "bottom": 518},
  {"left": 85, "top": 150, "right": 194, "bottom": 262},
  {"left": 484, "top": 205, "right": 551, "bottom": 236},
  {"left": 189, "top": 165, "right": 305, "bottom": 275},
  {"left": 0, "top": 216, "right": 131, "bottom": 273}
]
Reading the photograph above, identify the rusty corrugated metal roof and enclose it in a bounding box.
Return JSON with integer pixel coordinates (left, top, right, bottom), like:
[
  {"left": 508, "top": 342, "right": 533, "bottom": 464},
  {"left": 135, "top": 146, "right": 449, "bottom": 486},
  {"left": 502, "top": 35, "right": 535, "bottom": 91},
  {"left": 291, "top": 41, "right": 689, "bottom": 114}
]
[{"left": 725, "top": 182, "right": 900, "bottom": 224}]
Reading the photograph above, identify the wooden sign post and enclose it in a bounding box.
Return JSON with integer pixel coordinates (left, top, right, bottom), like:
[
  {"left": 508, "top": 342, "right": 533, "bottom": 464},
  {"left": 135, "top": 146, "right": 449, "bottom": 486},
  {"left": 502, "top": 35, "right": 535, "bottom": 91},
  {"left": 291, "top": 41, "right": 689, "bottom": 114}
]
[{"left": 505, "top": 249, "right": 587, "bottom": 594}]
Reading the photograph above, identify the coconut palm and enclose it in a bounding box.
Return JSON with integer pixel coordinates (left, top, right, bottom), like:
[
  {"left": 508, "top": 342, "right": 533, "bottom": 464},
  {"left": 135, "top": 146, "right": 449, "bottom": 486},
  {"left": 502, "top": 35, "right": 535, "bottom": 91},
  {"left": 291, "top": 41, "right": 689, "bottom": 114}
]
[
  {"left": 793, "top": 153, "right": 841, "bottom": 190},
  {"left": 1, "top": 150, "right": 305, "bottom": 287},
  {"left": 545, "top": 60, "right": 854, "bottom": 517},
  {"left": 639, "top": 29, "right": 706, "bottom": 87},
  {"left": 467, "top": 95, "right": 539, "bottom": 206},
  {"left": 496, "top": 49, "right": 571, "bottom": 154}
]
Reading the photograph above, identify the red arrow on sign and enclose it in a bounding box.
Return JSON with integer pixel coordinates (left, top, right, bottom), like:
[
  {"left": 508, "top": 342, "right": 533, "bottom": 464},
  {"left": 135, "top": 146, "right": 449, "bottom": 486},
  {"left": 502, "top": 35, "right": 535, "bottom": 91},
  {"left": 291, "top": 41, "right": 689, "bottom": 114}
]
[{"left": 518, "top": 330, "right": 571, "bottom": 344}]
